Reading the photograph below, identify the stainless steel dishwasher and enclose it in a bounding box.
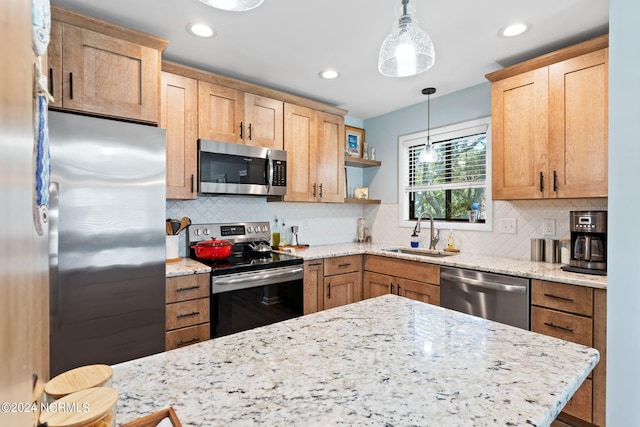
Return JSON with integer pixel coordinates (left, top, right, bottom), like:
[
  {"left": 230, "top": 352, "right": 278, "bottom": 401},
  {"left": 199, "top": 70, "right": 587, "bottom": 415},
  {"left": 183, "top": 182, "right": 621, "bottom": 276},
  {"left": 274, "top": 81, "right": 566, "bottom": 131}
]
[{"left": 440, "top": 266, "right": 530, "bottom": 330}]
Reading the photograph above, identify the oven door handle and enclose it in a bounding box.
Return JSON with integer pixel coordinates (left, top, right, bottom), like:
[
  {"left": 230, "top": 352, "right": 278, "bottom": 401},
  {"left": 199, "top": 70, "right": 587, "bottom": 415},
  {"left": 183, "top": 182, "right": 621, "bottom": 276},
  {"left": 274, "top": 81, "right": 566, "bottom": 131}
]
[{"left": 215, "top": 267, "right": 304, "bottom": 286}]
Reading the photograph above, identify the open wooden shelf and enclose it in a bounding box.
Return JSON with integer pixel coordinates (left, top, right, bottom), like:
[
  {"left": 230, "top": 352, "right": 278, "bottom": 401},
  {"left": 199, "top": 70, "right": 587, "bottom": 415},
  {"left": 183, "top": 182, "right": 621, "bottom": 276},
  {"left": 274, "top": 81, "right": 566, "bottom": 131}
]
[
  {"left": 344, "top": 198, "right": 381, "bottom": 204},
  {"left": 345, "top": 157, "right": 381, "bottom": 168}
]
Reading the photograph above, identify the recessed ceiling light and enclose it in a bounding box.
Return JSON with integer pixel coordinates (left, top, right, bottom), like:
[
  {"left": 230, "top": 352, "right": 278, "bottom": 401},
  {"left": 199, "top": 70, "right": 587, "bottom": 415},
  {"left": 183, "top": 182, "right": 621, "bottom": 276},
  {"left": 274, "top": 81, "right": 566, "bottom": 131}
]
[
  {"left": 188, "top": 23, "right": 216, "bottom": 38},
  {"left": 319, "top": 70, "right": 340, "bottom": 80},
  {"left": 198, "top": 0, "right": 264, "bottom": 12},
  {"left": 500, "top": 23, "right": 529, "bottom": 37}
]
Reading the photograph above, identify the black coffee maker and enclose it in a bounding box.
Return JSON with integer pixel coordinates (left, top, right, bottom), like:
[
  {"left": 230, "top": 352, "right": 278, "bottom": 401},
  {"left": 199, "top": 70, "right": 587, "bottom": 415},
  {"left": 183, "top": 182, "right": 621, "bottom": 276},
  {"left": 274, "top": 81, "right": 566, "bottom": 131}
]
[{"left": 562, "top": 211, "right": 607, "bottom": 275}]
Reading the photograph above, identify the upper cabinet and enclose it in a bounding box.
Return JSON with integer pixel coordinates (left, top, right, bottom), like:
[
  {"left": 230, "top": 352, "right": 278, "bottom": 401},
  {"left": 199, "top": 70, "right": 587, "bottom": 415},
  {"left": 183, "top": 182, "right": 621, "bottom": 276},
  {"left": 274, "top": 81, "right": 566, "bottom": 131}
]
[
  {"left": 284, "top": 104, "right": 345, "bottom": 203},
  {"left": 161, "top": 72, "right": 198, "bottom": 200},
  {"left": 48, "top": 6, "right": 168, "bottom": 124},
  {"left": 487, "top": 35, "right": 608, "bottom": 200},
  {"left": 198, "top": 82, "right": 284, "bottom": 150}
]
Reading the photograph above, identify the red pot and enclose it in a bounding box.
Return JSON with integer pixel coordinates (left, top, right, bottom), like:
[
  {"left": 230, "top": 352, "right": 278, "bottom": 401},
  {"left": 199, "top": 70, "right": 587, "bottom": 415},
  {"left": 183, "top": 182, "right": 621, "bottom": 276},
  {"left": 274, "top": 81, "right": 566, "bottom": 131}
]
[{"left": 191, "top": 238, "right": 233, "bottom": 259}]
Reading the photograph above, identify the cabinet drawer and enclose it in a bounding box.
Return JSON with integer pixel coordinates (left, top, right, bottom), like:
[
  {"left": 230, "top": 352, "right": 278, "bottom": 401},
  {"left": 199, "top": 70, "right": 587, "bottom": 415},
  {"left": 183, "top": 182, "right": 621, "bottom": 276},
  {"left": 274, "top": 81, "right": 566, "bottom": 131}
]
[
  {"left": 166, "top": 298, "right": 209, "bottom": 331},
  {"left": 324, "top": 255, "right": 362, "bottom": 276},
  {"left": 166, "top": 323, "right": 210, "bottom": 351},
  {"left": 532, "top": 280, "right": 593, "bottom": 316},
  {"left": 562, "top": 378, "right": 593, "bottom": 423},
  {"left": 364, "top": 255, "right": 439, "bottom": 285},
  {"left": 166, "top": 273, "right": 210, "bottom": 303},
  {"left": 531, "top": 306, "right": 593, "bottom": 347}
]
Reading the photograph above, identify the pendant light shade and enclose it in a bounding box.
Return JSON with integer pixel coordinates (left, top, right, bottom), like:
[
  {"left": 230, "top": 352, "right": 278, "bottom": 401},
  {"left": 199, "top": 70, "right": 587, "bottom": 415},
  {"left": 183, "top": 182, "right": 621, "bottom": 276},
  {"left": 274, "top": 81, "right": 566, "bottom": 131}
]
[
  {"left": 198, "top": 0, "right": 264, "bottom": 12},
  {"left": 419, "top": 87, "right": 438, "bottom": 163},
  {"left": 378, "top": 0, "right": 435, "bottom": 78}
]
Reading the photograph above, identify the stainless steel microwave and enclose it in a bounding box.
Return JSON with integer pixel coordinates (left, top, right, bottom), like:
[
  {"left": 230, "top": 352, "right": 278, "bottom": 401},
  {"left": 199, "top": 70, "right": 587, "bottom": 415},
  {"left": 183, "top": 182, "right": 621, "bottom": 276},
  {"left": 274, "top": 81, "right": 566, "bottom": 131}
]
[{"left": 198, "top": 139, "right": 287, "bottom": 197}]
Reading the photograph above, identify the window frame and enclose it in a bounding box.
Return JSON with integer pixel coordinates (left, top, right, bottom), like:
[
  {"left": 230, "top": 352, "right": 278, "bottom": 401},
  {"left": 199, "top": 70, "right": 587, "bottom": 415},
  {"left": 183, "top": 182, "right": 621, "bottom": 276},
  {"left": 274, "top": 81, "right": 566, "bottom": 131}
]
[{"left": 398, "top": 117, "right": 493, "bottom": 232}]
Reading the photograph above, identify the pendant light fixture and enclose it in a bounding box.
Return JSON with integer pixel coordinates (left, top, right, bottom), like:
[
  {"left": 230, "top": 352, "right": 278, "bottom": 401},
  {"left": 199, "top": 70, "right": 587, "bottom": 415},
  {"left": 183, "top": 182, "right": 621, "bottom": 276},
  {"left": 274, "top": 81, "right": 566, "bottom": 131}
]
[
  {"left": 198, "top": 0, "right": 264, "bottom": 12},
  {"left": 378, "top": 0, "right": 435, "bottom": 78},
  {"left": 419, "top": 87, "right": 438, "bottom": 163}
]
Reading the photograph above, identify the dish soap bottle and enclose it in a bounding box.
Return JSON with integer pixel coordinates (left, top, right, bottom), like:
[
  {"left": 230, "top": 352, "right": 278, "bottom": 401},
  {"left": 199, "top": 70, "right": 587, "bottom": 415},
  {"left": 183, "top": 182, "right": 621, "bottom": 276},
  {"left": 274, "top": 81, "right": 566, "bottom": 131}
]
[
  {"left": 446, "top": 228, "right": 457, "bottom": 251},
  {"left": 411, "top": 231, "right": 419, "bottom": 248}
]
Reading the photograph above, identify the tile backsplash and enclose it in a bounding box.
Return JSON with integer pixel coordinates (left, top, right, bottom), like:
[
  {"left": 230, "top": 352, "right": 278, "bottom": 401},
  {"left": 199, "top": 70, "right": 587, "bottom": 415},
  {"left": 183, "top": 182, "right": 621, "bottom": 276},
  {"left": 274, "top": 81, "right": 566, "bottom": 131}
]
[
  {"left": 364, "top": 199, "right": 608, "bottom": 260},
  {"left": 168, "top": 197, "right": 607, "bottom": 261}
]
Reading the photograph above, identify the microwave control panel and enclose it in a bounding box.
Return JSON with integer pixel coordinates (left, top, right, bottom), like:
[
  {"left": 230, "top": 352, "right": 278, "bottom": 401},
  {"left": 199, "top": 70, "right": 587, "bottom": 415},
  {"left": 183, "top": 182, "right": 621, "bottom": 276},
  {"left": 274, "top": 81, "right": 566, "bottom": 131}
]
[{"left": 272, "top": 160, "right": 286, "bottom": 186}]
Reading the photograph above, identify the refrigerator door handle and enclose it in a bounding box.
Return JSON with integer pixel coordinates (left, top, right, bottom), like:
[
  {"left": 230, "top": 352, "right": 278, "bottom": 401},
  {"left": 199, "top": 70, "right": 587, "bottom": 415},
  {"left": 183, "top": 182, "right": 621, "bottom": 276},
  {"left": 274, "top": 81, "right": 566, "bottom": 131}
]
[{"left": 49, "top": 181, "right": 60, "bottom": 332}]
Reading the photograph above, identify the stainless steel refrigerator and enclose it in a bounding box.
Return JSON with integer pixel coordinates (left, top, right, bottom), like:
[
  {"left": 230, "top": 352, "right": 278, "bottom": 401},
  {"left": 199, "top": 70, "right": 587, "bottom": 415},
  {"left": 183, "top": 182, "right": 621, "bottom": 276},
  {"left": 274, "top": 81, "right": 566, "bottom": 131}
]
[{"left": 48, "top": 111, "right": 166, "bottom": 376}]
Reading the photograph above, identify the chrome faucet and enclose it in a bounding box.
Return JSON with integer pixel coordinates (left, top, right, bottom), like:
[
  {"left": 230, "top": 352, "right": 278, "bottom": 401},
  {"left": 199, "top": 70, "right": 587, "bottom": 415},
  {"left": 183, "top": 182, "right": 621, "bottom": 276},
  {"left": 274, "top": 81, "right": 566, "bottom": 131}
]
[{"left": 413, "top": 212, "right": 440, "bottom": 249}]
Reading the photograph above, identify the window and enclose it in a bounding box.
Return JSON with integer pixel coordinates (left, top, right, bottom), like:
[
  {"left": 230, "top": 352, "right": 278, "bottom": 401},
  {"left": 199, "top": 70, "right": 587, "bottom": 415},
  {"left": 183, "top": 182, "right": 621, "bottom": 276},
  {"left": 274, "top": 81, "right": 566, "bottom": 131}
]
[{"left": 398, "top": 117, "right": 491, "bottom": 231}]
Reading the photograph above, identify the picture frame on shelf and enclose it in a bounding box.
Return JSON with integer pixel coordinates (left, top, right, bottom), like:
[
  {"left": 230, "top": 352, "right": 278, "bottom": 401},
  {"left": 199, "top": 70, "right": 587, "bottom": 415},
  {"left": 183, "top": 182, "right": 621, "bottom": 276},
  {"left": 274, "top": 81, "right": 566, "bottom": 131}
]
[
  {"left": 345, "top": 125, "right": 364, "bottom": 158},
  {"left": 354, "top": 187, "right": 369, "bottom": 200}
]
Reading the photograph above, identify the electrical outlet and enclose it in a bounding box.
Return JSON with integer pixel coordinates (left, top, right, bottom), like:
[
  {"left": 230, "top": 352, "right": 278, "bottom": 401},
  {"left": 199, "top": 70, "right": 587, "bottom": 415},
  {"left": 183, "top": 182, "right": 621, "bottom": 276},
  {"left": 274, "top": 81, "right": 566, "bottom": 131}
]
[
  {"left": 500, "top": 218, "right": 517, "bottom": 234},
  {"left": 543, "top": 219, "right": 556, "bottom": 236},
  {"left": 303, "top": 218, "right": 310, "bottom": 230}
]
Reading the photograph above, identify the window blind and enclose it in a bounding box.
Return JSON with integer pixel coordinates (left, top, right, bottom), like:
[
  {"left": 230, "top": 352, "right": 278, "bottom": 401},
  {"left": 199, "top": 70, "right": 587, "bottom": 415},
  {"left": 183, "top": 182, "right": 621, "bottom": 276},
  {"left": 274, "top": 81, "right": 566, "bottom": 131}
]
[{"left": 406, "top": 132, "right": 487, "bottom": 194}]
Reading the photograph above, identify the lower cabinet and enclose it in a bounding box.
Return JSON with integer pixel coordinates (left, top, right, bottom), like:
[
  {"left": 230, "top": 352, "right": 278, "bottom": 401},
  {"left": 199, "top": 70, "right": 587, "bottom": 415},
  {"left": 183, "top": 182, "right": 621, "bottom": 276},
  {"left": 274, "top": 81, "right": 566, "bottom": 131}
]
[
  {"left": 363, "top": 255, "right": 440, "bottom": 305},
  {"left": 303, "top": 255, "right": 362, "bottom": 313},
  {"left": 531, "top": 279, "right": 606, "bottom": 426},
  {"left": 165, "top": 273, "right": 210, "bottom": 351}
]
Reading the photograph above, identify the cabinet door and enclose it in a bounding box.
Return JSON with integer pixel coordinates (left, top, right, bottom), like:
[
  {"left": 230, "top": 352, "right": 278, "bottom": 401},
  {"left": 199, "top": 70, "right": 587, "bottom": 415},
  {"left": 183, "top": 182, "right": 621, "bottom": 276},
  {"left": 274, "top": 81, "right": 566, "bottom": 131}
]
[
  {"left": 363, "top": 271, "right": 393, "bottom": 299},
  {"left": 198, "top": 81, "right": 245, "bottom": 143},
  {"left": 48, "top": 20, "right": 63, "bottom": 109},
  {"left": 284, "top": 103, "right": 316, "bottom": 202},
  {"left": 161, "top": 72, "right": 198, "bottom": 199},
  {"left": 244, "top": 93, "right": 283, "bottom": 150},
  {"left": 549, "top": 48, "right": 608, "bottom": 198},
  {"left": 61, "top": 24, "right": 159, "bottom": 123},
  {"left": 324, "top": 272, "right": 362, "bottom": 310},
  {"left": 315, "top": 112, "right": 345, "bottom": 202},
  {"left": 491, "top": 68, "right": 549, "bottom": 199},
  {"left": 303, "top": 260, "right": 324, "bottom": 314},
  {"left": 397, "top": 278, "right": 440, "bottom": 305}
]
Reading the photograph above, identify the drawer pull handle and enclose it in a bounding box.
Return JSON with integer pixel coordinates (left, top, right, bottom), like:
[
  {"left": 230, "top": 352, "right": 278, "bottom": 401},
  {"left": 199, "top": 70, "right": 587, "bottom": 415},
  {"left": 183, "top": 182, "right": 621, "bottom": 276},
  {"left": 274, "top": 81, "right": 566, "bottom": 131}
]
[
  {"left": 327, "top": 283, "right": 331, "bottom": 299},
  {"left": 309, "top": 262, "right": 322, "bottom": 267},
  {"left": 177, "top": 311, "right": 200, "bottom": 319},
  {"left": 396, "top": 284, "right": 401, "bottom": 295},
  {"left": 338, "top": 263, "right": 351, "bottom": 268},
  {"left": 390, "top": 283, "right": 394, "bottom": 294},
  {"left": 544, "top": 322, "right": 574, "bottom": 333},
  {"left": 177, "top": 337, "right": 200, "bottom": 347},
  {"left": 176, "top": 285, "right": 200, "bottom": 292},
  {"left": 543, "top": 293, "right": 574, "bottom": 302}
]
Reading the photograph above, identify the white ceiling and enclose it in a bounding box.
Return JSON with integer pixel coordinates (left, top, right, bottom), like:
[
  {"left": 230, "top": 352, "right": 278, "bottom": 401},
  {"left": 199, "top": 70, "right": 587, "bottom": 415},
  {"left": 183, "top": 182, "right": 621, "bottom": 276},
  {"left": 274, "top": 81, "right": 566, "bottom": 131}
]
[{"left": 50, "top": 0, "right": 609, "bottom": 120}]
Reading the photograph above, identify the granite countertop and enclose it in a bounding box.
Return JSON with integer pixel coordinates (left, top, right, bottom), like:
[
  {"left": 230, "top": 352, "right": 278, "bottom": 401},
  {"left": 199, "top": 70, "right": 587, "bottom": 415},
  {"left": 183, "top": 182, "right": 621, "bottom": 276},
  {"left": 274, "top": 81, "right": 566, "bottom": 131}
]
[
  {"left": 166, "top": 243, "right": 607, "bottom": 289},
  {"left": 112, "top": 294, "right": 599, "bottom": 426},
  {"left": 166, "top": 258, "right": 211, "bottom": 277},
  {"left": 283, "top": 243, "right": 608, "bottom": 289}
]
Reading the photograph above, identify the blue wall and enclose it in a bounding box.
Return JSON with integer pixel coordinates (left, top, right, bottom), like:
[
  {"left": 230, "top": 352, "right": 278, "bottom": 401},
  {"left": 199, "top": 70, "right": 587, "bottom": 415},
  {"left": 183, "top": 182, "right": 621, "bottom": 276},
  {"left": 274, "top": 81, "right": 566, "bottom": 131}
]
[
  {"left": 608, "top": 0, "right": 640, "bottom": 423},
  {"left": 363, "top": 83, "right": 491, "bottom": 203}
]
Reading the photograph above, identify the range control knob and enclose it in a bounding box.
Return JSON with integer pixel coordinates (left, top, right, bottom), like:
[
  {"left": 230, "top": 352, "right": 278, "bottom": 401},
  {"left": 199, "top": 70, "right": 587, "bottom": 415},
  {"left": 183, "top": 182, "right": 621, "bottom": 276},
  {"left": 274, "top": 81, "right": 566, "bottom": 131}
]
[
  {"left": 246, "top": 226, "right": 253, "bottom": 233},
  {"left": 194, "top": 229, "right": 201, "bottom": 236},
  {"left": 261, "top": 226, "right": 268, "bottom": 233},
  {"left": 203, "top": 228, "right": 210, "bottom": 235}
]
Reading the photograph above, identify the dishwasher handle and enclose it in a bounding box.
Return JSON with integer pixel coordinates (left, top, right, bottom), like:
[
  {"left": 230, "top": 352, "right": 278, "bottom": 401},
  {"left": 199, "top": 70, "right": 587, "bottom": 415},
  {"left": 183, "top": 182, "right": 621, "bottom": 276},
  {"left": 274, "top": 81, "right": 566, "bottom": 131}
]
[{"left": 440, "top": 272, "right": 528, "bottom": 294}]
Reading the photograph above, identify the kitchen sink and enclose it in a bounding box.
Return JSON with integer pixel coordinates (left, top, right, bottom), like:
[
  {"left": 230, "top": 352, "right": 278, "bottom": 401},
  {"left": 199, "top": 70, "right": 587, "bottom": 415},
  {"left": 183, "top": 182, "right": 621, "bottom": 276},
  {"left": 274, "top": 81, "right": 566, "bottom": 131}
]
[{"left": 381, "top": 247, "right": 457, "bottom": 258}]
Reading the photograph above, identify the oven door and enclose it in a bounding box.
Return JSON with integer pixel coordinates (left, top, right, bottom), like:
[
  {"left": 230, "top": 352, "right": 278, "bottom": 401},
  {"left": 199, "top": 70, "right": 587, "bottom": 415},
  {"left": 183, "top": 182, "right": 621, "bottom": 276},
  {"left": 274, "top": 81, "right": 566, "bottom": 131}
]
[
  {"left": 198, "top": 139, "right": 286, "bottom": 196},
  {"left": 211, "top": 265, "right": 303, "bottom": 338}
]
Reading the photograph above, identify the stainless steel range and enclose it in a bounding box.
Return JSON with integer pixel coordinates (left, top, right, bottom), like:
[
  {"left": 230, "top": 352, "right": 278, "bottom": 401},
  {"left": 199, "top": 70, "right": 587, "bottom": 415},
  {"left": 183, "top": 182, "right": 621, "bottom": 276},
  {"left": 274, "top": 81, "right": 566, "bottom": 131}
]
[{"left": 188, "top": 221, "right": 304, "bottom": 338}]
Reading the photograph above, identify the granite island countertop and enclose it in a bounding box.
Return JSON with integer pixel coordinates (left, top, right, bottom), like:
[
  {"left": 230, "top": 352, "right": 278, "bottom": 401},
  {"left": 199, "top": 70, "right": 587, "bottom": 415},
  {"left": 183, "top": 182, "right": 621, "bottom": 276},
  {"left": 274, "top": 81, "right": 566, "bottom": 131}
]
[{"left": 112, "top": 294, "right": 598, "bottom": 426}]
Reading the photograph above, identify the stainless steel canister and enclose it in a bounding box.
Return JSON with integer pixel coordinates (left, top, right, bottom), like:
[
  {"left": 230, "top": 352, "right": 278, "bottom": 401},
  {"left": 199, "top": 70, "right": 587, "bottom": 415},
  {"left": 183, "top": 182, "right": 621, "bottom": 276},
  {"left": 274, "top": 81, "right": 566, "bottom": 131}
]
[
  {"left": 531, "top": 238, "right": 545, "bottom": 261},
  {"left": 544, "top": 239, "right": 561, "bottom": 263}
]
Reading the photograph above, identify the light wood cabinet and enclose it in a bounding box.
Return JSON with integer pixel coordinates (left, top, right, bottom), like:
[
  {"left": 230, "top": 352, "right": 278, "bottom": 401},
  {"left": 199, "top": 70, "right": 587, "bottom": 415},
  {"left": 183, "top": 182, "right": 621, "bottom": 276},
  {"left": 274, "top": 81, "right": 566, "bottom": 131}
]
[
  {"left": 49, "top": 6, "right": 167, "bottom": 123},
  {"left": 303, "top": 256, "right": 362, "bottom": 313},
  {"left": 198, "top": 81, "right": 284, "bottom": 149},
  {"left": 303, "top": 259, "right": 323, "bottom": 315},
  {"left": 363, "top": 256, "right": 440, "bottom": 305},
  {"left": 161, "top": 72, "right": 198, "bottom": 199},
  {"left": 284, "top": 104, "right": 345, "bottom": 202},
  {"left": 531, "top": 279, "right": 606, "bottom": 426},
  {"left": 165, "top": 273, "right": 210, "bottom": 351},
  {"left": 487, "top": 35, "right": 608, "bottom": 200}
]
